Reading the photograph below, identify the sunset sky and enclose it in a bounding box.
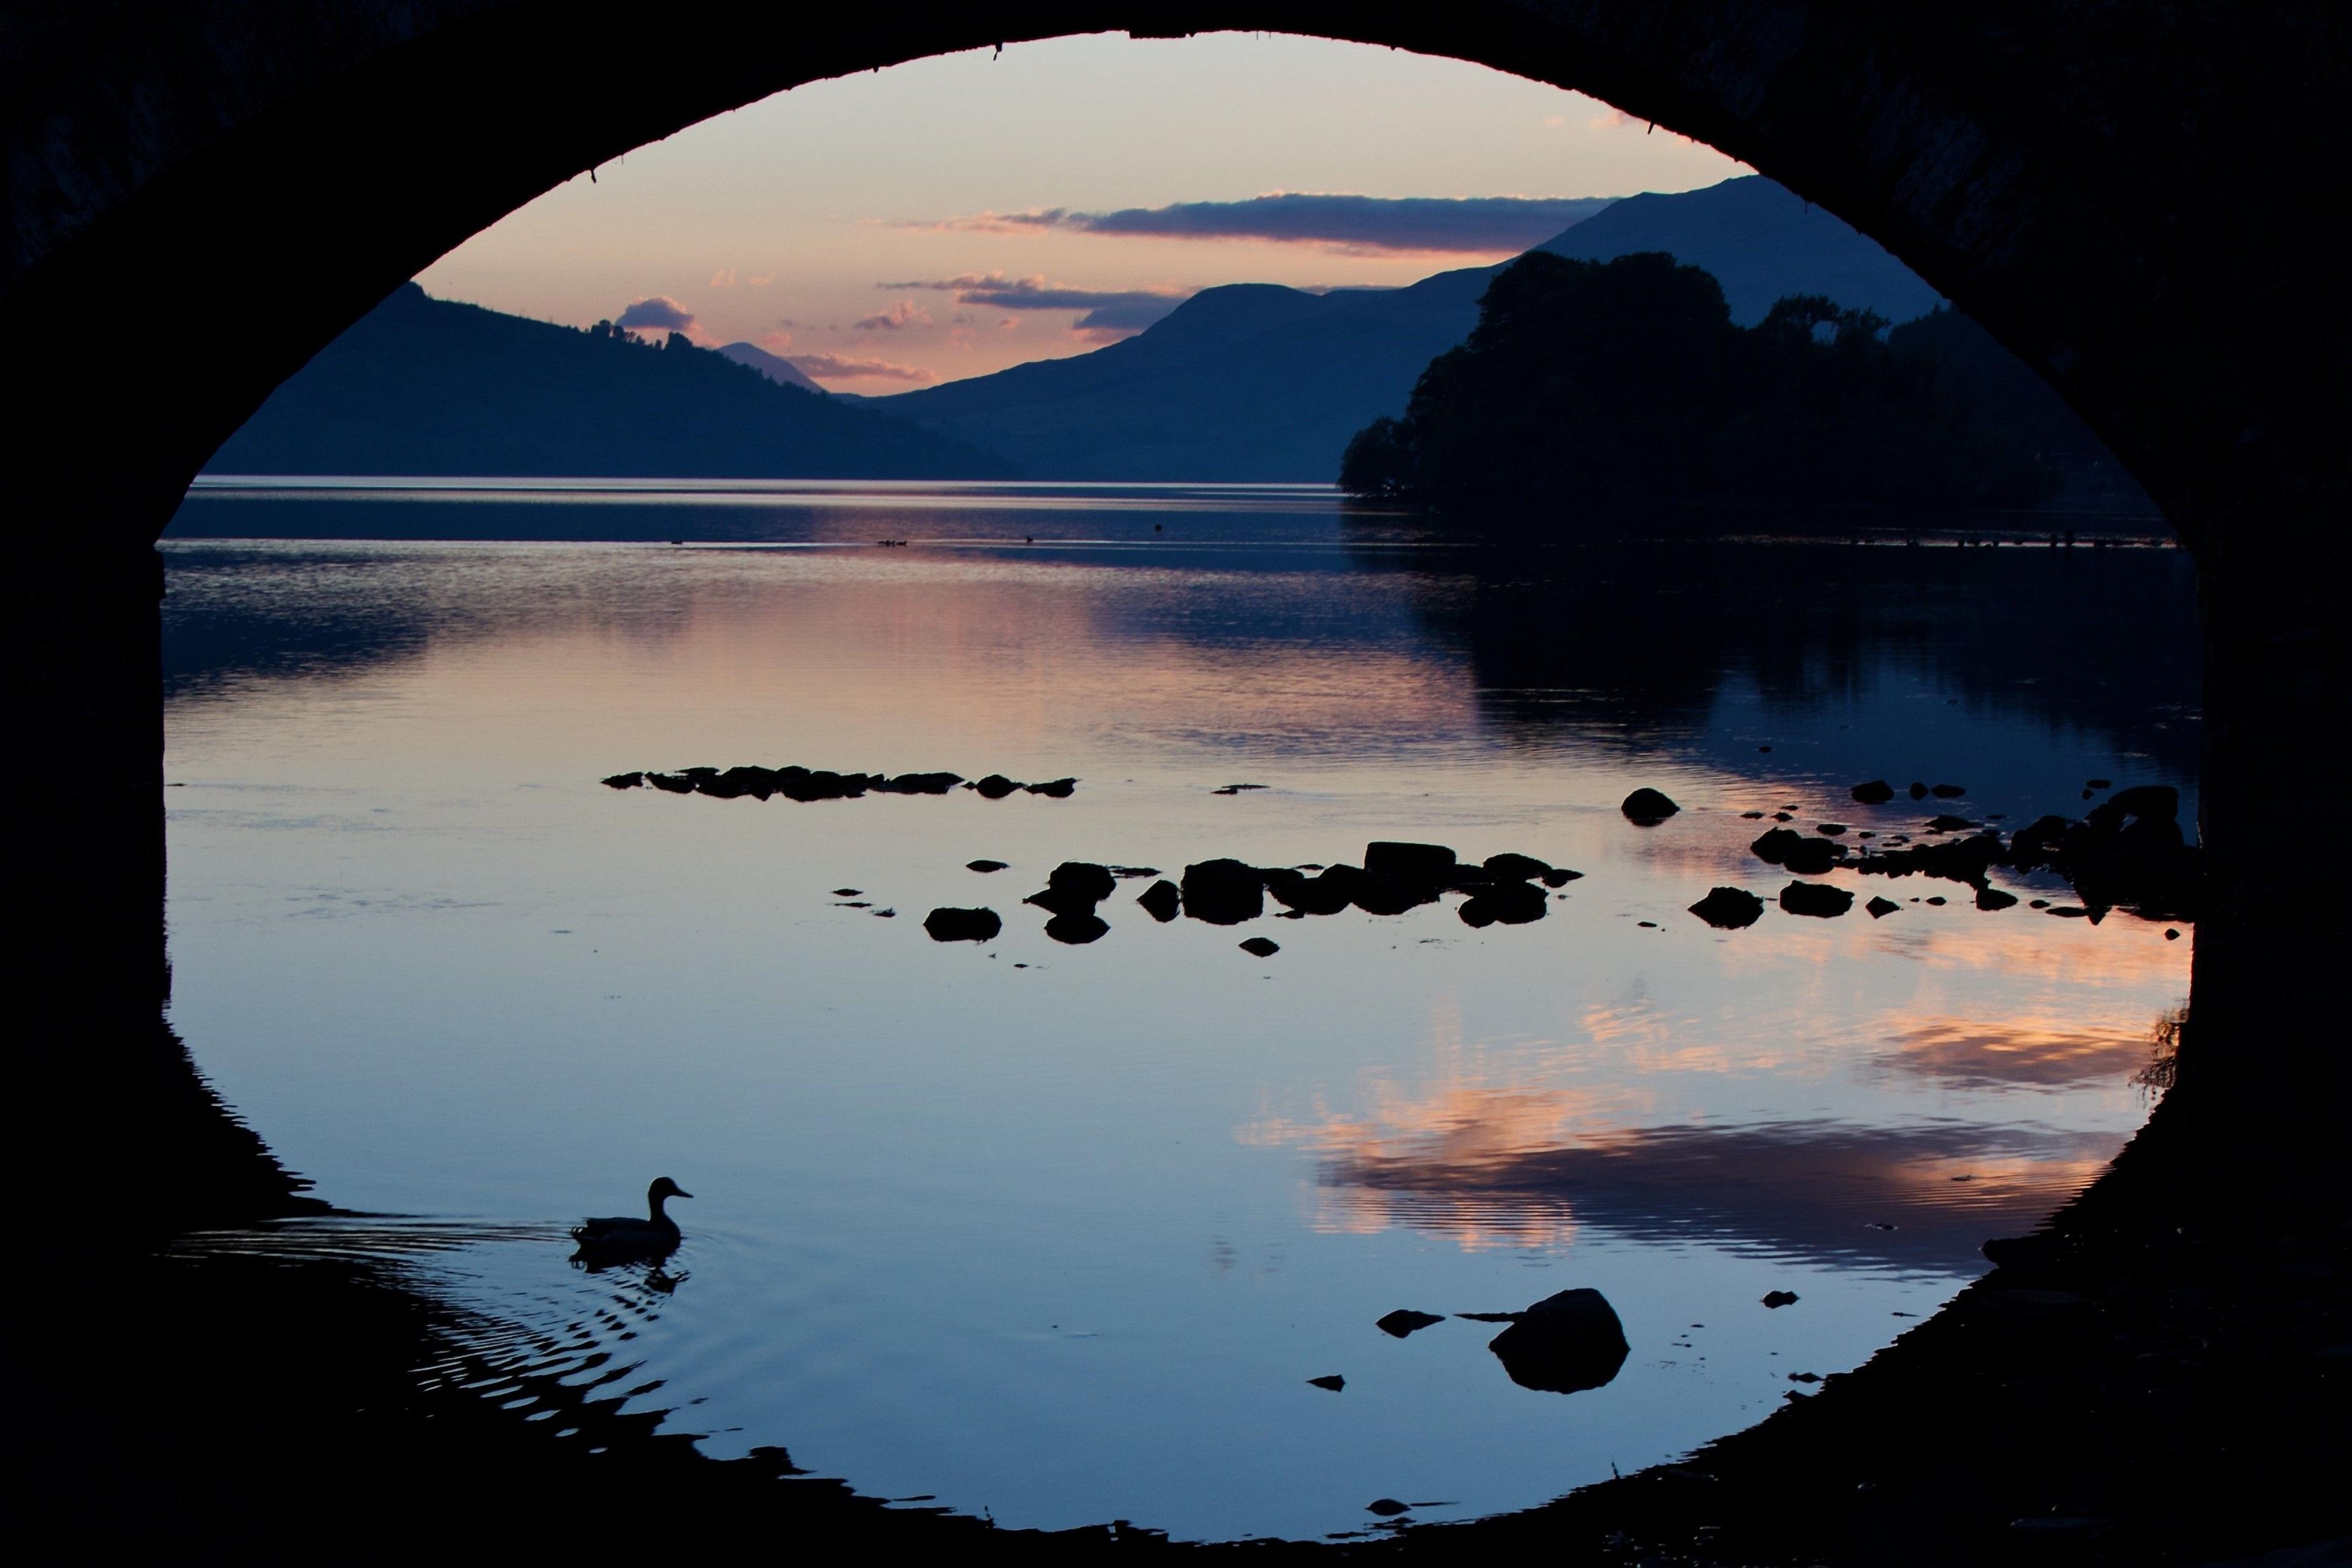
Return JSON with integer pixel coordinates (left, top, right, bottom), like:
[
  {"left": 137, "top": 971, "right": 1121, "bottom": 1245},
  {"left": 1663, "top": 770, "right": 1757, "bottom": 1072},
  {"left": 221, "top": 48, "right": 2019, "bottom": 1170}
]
[{"left": 416, "top": 32, "right": 1744, "bottom": 394}]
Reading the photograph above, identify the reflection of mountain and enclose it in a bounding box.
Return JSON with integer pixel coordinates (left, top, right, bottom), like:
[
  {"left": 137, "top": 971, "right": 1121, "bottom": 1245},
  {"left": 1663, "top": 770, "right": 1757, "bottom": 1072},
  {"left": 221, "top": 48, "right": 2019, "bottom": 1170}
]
[
  {"left": 1303, "top": 1115, "right": 2119, "bottom": 1276},
  {"left": 1357, "top": 537, "right": 2202, "bottom": 787},
  {"left": 164, "top": 533, "right": 2201, "bottom": 809}
]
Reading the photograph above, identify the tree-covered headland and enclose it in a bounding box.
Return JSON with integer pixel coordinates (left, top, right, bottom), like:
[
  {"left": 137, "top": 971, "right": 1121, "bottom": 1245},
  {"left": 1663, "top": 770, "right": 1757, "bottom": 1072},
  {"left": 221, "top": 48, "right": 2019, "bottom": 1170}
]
[{"left": 1340, "top": 251, "right": 2082, "bottom": 516}]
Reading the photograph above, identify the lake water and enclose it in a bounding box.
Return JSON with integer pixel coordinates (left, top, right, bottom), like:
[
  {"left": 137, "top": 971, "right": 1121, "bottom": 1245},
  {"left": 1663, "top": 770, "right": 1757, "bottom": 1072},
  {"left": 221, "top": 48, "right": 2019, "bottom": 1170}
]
[{"left": 162, "top": 479, "right": 2198, "bottom": 1541}]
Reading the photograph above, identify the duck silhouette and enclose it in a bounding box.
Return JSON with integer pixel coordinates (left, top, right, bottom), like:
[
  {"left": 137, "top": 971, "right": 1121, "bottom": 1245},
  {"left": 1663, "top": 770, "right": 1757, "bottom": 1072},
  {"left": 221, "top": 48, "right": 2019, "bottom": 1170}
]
[{"left": 570, "top": 1177, "right": 691, "bottom": 1265}]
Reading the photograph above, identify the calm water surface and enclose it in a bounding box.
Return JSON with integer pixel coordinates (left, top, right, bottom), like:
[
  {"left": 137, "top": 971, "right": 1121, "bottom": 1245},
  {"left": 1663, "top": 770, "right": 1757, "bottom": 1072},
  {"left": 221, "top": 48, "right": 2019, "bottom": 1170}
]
[{"left": 163, "top": 480, "right": 2198, "bottom": 1540}]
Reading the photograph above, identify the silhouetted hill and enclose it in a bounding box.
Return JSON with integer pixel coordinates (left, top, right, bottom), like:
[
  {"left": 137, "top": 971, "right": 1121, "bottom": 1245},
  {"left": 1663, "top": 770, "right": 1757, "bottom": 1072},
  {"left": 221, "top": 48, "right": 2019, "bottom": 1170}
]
[
  {"left": 714, "top": 340, "right": 827, "bottom": 393},
  {"left": 1340, "top": 251, "right": 2057, "bottom": 512},
  {"left": 1537, "top": 176, "right": 1944, "bottom": 325},
  {"left": 206, "top": 284, "right": 1012, "bottom": 478},
  {"left": 874, "top": 176, "right": 1952, "bottom": 480},
  {"left": 870, "top": 272, "right": 1494, "bottom": 480}
]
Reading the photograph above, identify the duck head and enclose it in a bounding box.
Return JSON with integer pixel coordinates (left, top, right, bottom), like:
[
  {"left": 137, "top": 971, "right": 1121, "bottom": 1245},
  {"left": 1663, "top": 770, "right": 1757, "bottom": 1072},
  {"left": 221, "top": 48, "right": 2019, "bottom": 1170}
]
[{"left": 649, "top": 1176, "right": 693, "bottom": 1203}]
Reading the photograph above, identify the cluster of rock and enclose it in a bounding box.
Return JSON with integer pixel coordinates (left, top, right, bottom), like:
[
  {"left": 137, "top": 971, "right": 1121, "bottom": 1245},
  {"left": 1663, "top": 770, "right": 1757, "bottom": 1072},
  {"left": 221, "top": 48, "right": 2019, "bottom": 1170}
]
[
  {"left": 601, "top": 766, "right": 1076, "bottom": 802},
  {"left": 1691, "top": 780, "right": 2203, "bottom": 928},
  {"left": 925, "top": 840, "right": 1581, "bottom": 951}
]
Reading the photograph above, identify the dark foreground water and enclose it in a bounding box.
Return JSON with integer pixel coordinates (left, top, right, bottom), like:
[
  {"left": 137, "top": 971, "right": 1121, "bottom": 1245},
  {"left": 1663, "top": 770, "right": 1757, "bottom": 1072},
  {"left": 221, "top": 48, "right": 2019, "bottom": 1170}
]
[{"left": 162, "top": 480, "right": 2196, "bottom": 1540}]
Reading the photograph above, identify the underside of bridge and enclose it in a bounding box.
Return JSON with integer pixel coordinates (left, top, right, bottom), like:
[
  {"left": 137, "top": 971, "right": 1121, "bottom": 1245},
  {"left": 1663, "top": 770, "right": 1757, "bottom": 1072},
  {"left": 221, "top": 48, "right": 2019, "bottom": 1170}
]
[{"left": 6, "top": 3, "right": 2348, "bottom": 1561}]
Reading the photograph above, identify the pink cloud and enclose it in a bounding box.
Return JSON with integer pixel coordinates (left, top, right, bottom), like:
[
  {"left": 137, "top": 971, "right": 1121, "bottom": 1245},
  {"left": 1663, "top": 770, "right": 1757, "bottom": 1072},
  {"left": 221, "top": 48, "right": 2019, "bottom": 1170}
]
[
  {"left": 853, "top": 300, "right": 934, "bottom": 332},
  {"left": 786, "top": 353, "right": 937, "bottom": 385}
]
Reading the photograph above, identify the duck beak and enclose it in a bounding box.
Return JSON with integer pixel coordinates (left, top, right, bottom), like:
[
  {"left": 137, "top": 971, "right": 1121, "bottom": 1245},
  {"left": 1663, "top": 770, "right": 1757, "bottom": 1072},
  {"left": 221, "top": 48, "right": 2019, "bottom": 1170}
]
[{"left": 676, "top": 1189, "right": 693, "bottom": 1200}]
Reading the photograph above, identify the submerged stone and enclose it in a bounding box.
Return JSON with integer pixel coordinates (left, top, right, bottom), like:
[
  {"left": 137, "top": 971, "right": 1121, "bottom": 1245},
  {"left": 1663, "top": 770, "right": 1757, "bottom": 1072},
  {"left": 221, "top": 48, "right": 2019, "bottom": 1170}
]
[
  {"left": 1238, "top": 936, "right": 1281, "bottom": 957},
  {"left": 1866, "top": 896, "right": 1902, "bottom": 918},
  {"left": 1137, "top": 879, "right": 1182, "bottom": 922},
  {"left": 1850, "top": 778, "right": 1895, "bottom": 804}
]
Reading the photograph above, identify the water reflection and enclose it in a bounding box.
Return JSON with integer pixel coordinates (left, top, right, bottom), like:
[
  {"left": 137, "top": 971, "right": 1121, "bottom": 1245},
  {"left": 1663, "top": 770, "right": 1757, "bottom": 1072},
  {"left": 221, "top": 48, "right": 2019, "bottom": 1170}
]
[{"left": 157, "top": 484, "right": 2198, "bottom": 1540}]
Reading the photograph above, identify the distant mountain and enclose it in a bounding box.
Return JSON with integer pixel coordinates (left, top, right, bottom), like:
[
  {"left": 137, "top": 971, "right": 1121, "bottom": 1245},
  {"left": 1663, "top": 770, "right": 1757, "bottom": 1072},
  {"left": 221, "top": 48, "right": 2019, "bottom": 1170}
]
[
  {"left": 207, "top": 284, "right": 1011, "bottom": 478},
  {"left": 870, "top": 271, "right": 1494, "bottom": 481},
  {"left": 873, "top": 176, "right": 1947, "bottom": 480},
  {"left": 1536, "top": 176, "right": 1944, "bottom": 325},
  {"left": 715, "top": 340, "right": 826, "bottom": 393}
]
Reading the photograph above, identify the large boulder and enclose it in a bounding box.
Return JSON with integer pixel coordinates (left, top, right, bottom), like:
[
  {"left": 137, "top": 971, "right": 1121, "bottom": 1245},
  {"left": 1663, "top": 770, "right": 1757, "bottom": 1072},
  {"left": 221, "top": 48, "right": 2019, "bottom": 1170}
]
[
  {"left": 1485, "top": 1289, "right": 1630, "bottom": 1395},
  {"left": 1849, "top": 779, "right": 1896, "bottom": 805}
]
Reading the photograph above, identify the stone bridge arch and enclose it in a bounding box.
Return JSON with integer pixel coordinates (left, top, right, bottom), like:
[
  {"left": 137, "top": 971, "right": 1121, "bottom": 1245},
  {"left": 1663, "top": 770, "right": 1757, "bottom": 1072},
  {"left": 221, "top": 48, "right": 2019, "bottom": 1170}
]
[{"left": 5, "top": 2, "right": 2346, "bottom": 1193}]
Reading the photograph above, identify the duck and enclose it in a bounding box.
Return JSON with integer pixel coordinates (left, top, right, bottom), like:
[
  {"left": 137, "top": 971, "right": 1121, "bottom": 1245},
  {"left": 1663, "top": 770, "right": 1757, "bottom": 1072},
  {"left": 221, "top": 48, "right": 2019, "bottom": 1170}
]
[{"left": 570, "top": 1177, "right": 692, "bottom": 1262}]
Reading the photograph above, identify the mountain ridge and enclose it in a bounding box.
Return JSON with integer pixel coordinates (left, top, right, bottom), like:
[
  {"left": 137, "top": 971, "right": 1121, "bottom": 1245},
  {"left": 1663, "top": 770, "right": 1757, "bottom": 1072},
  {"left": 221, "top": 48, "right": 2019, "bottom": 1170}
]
[
  {"left": 871, "top": 176, "right": 1949, "bottom": 480},
  {"left": 206, "top": 284, "right": 1011, "bottom": 479}
]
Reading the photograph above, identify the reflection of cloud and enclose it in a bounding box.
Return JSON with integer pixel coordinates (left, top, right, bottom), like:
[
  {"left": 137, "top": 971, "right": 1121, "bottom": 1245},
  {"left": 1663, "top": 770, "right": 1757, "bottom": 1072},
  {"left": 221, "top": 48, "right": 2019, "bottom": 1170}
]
[
  {"left": 616, "top": 295, "right": 695, "bottom": 333},
  {"left": 1254, "top": 1085, "right": 2117, "bottom": 1273},
  {"left": 913, "top": 194, "right": 1618, "bottom": 255},
  {"left": 784, "top": 353, "right": 937, "bottom": 385},
  {"left": 1336, "top": 1114, "right": 2126, "bottom": 1278},
  {"left": 1876, "top": 1013, "right": 2173, "bottom": 1088}
]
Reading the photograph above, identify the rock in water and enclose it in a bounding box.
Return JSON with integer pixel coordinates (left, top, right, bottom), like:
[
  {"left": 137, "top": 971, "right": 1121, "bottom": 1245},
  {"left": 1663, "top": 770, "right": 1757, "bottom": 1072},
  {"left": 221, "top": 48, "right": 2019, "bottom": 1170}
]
[
  {"left": 1621, "top": 788, "right": 1680, "bottom": 826},
  {"left": 1376, "top": 1310, "right": 1446, "bottom": 1339},
  {"left": 1238, "top": 936, "right": 1281, "bottom": 957},
  {"left": 1365, "top": 1499, "right": 1410, "bottom": 1516},
  {"left": 1931, "top": 783, "right": 1969, "bottom": 798},
  {"left": 1180, "top": 858, "right": 1265, "bottom": 924},
  {"left": 1023, "top": 777, "right": 1078, "bottom": 798},
  {"left": 1866, "top": 895, "right": 1902, "bottom": 918},
  {"left": 1849, "top": 778, "right": 1895, "bottom": 805},
  {"left": 1482, "top": 852, "right": 1553, "bottom": 881},
  {"left": 967, "top": 859, "right": 1008, "bottom": 873},
  {"left": 1485, "top": 1288, "right": 1631, "bottom": 1394},
  {"left": 1364, "top": 841, "right": 1457, "bottom": 879},
  {"left": 1047, "top": 861, "right": 1117, "bottom": 902},
  {"left": 1265, "top": 867, "right": 1355, "bottom": 916},
  {"left": 601, "top": 771, "right": 644, "bottom": 790},
  {"left": 1779, "top": 881, "right": 1855, "bottom": 918},
  {"left": 1137, "top": 879, "right": 1182, "bottom": 922},
  {"left": 1762, "top": 1290, "right": 1800, "bottom": 1309},
  {"left": 1689, "top": 887, "right": 1766, "bottom": 929},
  {"left": 1975, "top": 885, "right": 2020, "bottom": 911},
  {"left": 970, "top": 774, "right": 1020, "bottom": 799},
  {"left": 1349, "top": 870, "right": 1442, "bottom": 918},
  {"left": 1307, "top": 1374, "right": 1345, "bottom": 1392},
  {"left": 1044, "top": 910, "right": 1109, "bottom": 945},
  {"left": 922, "top": 907, "right": 1001, "bottom": 943},
  {"left": 1459, "top": 879, "right": 1548, "bottom": 928}
]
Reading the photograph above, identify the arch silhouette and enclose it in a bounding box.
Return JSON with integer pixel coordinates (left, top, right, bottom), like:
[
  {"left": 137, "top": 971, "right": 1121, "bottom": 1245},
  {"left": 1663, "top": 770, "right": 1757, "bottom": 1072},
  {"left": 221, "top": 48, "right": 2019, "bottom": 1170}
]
[{"left": 8, "top": 6, "right": 2350, "bottom": 1557}]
